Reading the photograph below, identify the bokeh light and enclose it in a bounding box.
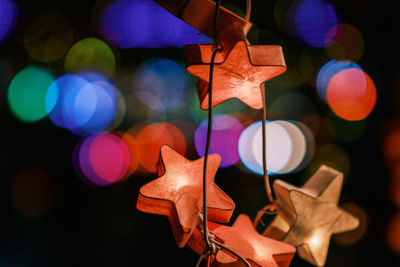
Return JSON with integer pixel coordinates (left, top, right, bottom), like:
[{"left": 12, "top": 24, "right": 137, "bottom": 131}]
[
  {"left": 74, "top": 133, "right": 131, "bottom": 186},
  {"left": 195, "top": 114, "right": 244, "bottom": 168},
  {"left": 8, "top": 66, "right": 56, "bottom": 122},
  {"left": 316, "top": 59, "right": 361, "bottom": 103},
  {"left": 325, "top": 23, "right": 365, "bottom": 62},
  {"left": 24, "top": 12, "right": 74, "bottom": 63},
  {"left": 11, "top": 167, "right": 58, "bottom": 217},
  {"left": 0, "top": 0, "right": 18, "bottom": 42},
  {"left": 98, "top": 0, "right": 210, "bottom": 49},
  {"left": 333, "top": 202, "right": 368, "bottom": 245},
  {"left": 65, "top": 38, "right": 116, "bottom": 78},
  {"left": 387, "top": 212, "right": 400, "bottom": 253},
  {"left": 383, "top": 127, "right": 400, "bottom": 167},
  {"left": 287, "top": 0, "right": 339, "bottom": 47},
  {"left": 133, "top": 57, "right": 186, "bottom": 111},
  {"left": 128, "top": 122, "right": 187, "bottom": 174},
  {"left": 46, "top": 73, "right": 120, "bottom": 135},
  {"left": 327, "top": 68, "right": 377, "bottom": 121},
  {"left": 238, "top": 120, "right": 308, "bottom": 175}
]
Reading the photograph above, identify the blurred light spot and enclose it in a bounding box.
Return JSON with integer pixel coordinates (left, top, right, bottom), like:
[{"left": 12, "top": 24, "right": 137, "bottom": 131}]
[
  {"left": 238, "top": 120, "right": 308, "bottom": 175},
  {"left": 383, "top": 128, "right": 400, "bottom": 167},
  {"left": 334, "top": 202, "right": 368, "bottom": 245},
  {"left": 119, "top": 131, "right": 140, "bottom": 178},
  {"left": 387, "top": 213, "right": 400, "bottom": 253},
  {"left": 238, "top": 121, "right": 263, "bottom": 174},
  {"left": 46, "top": 73, "right": 120, "bottom": 135},
  {"left": 195, "top": 114, "right": 244, "bottom": 168},
  {"left": 303, "top": 144, "right": 350, "bottom": 181},
  {"left": 24, "top": 12, "right": 74, "bottom": 63},
  {"left": 75, "top": 133, "right": 131, "bottom": 186},
  {"left": 327, "top": 68, "right": 377, "bottom": 121},
  {"left": 133, "top": 58, "right": 186, "bottom": 111},
  {"left": 316, "top": 60, "right": 361, "bottom": 103},
  {"left": 268, "top": 92, "right": 319, "bottom": 132},
  {"left": 130, "top": 122, "right": 187, "bottom": 175},
  {"left": 325, "top": 23, "right": 364, "bottom": 62},
  {"left": 11, "top": 167, "right": 58, "bottom": 217},
  {"left": 65, "top": 38, "right": 116, "bottom": 78},
  {"left": 8, "top": 66, "right": 55, "bottom": 122},
  {"left": 0, "top": 0, "right": 17, "bottom": 42},
  {"left": 98, "top": 0, "right": 210, "bottom": 49},
  {"left": 287, "top": 0, "right": 338, "bottom": 47},
  {"left": 124, "top": 92, "right": 167, "bottom": 123}
]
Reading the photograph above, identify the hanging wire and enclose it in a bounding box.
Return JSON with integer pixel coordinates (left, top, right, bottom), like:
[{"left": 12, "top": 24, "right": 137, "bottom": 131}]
[
  {"left": 245, "top": 0, "right": 251, "bottom": 23},
  {"left": 261, "top": 86, "right": 275, "bottom": 204},
  {"left": 197, "top": 1, "right": 251, "bottom": 266}
]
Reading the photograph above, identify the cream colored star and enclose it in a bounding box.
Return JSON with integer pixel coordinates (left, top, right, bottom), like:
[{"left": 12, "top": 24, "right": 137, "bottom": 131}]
[{"left": 263, "top": 165, "right": 359, "bottom": 266}]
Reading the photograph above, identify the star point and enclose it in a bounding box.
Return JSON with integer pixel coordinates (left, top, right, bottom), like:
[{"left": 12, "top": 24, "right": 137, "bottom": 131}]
[{"left": 137, "top": 145, "right": 235, "bottom": 247}]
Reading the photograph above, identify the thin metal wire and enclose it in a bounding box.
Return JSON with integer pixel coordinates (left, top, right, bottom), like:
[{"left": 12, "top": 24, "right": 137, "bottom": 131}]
[
  {"left": 261, "top": 85, "right": 275, "bottom": 204},
  {"left": 202, "top": 47, "right": 220, "bottom": 249},
  {"left": 195, "top": 250, "right": 209, "bottom": 267},
  {"left": 202, "top": 0, "right": 222, "bottom": 251},
  {"left": 197, "top": 1, "right": 253, "bottom": 266},
  {"left": 245, "top": 0, "right": 251, "bottom": 22}
]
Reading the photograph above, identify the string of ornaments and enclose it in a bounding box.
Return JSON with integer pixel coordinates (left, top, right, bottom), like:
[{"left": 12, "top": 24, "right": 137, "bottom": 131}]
[{"left": 136, "top": 0, "right": 360, "bottom": 266}]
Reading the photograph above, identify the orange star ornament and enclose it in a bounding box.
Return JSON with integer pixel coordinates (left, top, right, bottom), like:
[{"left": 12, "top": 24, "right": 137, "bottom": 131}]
[
  {"left": 184, "top": 22, "right": 286, "bottom": 110},
  {"left": 189, "top": 214, "right": 296, "bottom": 267},
  {"left": 136, "top": 145, "right": 235, "bottom": 247},
  {"left": 263, "top": 165, "right": 360, "bottom": 266}
]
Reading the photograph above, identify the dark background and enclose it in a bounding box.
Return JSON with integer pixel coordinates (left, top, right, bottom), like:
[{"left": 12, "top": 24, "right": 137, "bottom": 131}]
[{"left": 1, "top": 0, "right": 399, "bottom": 266}]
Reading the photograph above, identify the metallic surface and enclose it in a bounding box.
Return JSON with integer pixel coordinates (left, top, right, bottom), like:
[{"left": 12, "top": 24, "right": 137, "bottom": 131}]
[
  {"left": 189, "top": 214, "right": 296, "bottom": 267},
  {"left": 153, "top": 0, "right": 252, "bottom": 38},
  {"left": 262, "top": 165, "right": 360, "bottom": 266},
  {"left": 184, "top": 22, "right": 286, "bottom": 110},
  {"left": 136, "top": 145, "right": 235, "bottom": 247}
]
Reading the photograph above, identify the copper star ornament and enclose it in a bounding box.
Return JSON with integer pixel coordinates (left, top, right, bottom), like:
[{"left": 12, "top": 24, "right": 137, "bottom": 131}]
[
  {"left": 189, "top": 214, "right": 296, "bottom": 267},
  {"left": 153, "top": 0, "right": 252, "bottom": 39},
  {"left": 262, "top": 165, "right": 360, "bottom": 266},
  {"left": 184, "top": 22, "right": 286, "bottom": 110},
  {"left": 136, "top": 145, "right": 235, "bottom": 247}
]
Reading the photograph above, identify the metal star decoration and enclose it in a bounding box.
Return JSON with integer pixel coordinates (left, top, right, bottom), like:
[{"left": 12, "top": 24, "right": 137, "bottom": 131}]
[
  {"left": 189, "top": 214, "right": 296, "bottom": 267},
  {"left": 153, "top": 0, "right": 252, "bottom": 39},
  {"left": 136, "top": 145, "right": 235, "bottom": 247},
  {"left": 262, "top": 165, "right": 360, "bottom": 266},
  {"left": 184, "top": 22, "right": 286, "bottom": 110}
]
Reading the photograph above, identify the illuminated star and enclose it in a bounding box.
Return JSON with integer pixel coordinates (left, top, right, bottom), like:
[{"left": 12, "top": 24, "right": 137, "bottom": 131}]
[
  {"left": 188, "top": 214, "right": 296, "bottom": 267},
  {"left": 263, "top": 165, "right": 359, "bottom": 266},
  {"left": 136, "top": 144, "right": 235, "bottom": 247},
  {"left": 184, "top": 22, "right": 286, "bottom": 110}
]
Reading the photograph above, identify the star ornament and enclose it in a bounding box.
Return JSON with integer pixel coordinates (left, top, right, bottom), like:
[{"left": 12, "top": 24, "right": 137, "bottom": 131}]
[
  {"left": 189, "top": 214, "right": 296, "bottom": 267},
  {"left": 263, "top": 165, "right": 360, "bottom": 266},
  {"left": 136, "top": 145, "right": 235, "bottom": 247},
  {"left": 184, "top": 22, "right": 286, "bottom": 110}
]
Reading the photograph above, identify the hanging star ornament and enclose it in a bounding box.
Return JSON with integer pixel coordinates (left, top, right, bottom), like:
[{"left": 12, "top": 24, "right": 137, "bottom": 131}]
[
  {"left": 189, "top": 214, "right": 296, "bottom": 267},
  {"left": 153, "top": 0, "right": 252, "bottom": 39},
  {"left": 184, "top": 22, "right": 286, "bottom": 110},
  {"left": 262, "top": 165, "right": 360, "bottom": 266},
  {"left": 136, "top": 145, "right": 235, "bottom": 247}
]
